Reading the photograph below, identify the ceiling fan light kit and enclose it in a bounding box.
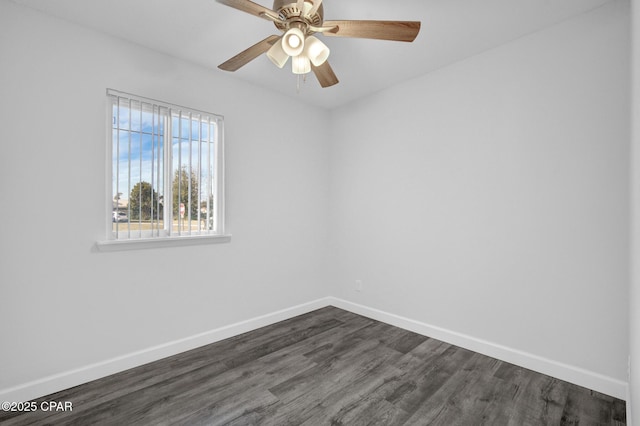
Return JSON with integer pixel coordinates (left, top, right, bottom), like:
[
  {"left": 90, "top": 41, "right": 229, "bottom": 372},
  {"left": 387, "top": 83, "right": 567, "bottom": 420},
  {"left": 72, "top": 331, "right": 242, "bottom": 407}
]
[
  {"left": 292, "top": 54, "right": 311, "bottom": 74},
  {"left": 215, "top": 0, "right": 421, "bottom": 88},
  {"left": 266, "top": 38, "right": 289, "bottom": 68},
  {"left": 304, "top": 36, "right": 329, "bottom": 66},
  {"left": 282, "top": 27, "right": 305, "bottom": 56}
]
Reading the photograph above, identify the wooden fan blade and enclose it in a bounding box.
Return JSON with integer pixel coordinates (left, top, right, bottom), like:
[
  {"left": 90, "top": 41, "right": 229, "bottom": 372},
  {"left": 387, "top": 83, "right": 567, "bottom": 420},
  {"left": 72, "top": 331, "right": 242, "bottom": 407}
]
[
  {"left": 312, "top": 61, "right": 339, "bottom": 88},
  {"left": 215, "top": 0, "right": 279, "bottom": 21},
  {"left": 218, "top": 35, "right": 280, "bottom": 72},
  {"left": 322, "top": 20, "right": 421, "bottom": 42}
]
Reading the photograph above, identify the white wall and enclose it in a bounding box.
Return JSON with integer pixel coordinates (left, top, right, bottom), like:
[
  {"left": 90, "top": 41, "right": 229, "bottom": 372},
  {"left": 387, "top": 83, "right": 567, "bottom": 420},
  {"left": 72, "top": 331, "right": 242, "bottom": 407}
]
[
  {"left": 630, "top": 0, "right": 639, "bottom": 421},
  {"left": 0, "top": 0, "right": 329, "bottom": 395},
  {"left": 328, "top": 0, "right": 629, "bottom": 388}
]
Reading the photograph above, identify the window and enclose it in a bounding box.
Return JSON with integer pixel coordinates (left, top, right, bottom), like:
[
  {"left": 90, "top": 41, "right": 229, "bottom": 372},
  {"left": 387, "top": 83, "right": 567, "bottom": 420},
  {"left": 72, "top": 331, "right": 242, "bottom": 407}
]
[{"left": 100, "top": 89, "right": 228, "bottom": 249}]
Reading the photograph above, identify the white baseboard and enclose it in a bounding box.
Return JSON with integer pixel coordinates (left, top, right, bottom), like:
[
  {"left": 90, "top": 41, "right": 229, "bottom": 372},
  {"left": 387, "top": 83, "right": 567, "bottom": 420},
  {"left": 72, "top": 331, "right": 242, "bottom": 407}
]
[
  {"left": 328, "top": 297, "right": 628, "bottom": 401},
  {"left": 627, "top": 385, "right": 633, "bottom": 426},
  {"left": 0, "top": 297, "right": 332, "bottom": 404},
  {"left": 1, "top": 296, "right": 628, "bottom": 404}
]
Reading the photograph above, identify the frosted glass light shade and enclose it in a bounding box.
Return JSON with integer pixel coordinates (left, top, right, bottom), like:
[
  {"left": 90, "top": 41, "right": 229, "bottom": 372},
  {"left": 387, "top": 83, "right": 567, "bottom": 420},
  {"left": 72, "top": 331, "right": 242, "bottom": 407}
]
[
  {"left": 304, "top": 36, "right": 330, "bottom": 66},
  {"left": 267, "top": 39, "right": 289, "bottom": 68},
  {"left": 292, "top": 55, "right": 311, "bottom": 74},
  {"left": 282, "top": 28, "right": 305, "bottom": 57}
]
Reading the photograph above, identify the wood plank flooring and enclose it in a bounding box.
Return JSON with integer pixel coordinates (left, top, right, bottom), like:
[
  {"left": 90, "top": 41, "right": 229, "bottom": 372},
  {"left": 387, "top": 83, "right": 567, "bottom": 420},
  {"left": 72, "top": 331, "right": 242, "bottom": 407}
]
[{"left": 0, "top": 307, "right": 626, "bottom": 425}]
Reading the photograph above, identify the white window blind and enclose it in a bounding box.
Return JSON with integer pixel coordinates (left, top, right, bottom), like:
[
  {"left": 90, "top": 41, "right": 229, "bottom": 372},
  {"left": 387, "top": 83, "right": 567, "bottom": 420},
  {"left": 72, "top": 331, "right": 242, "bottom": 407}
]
[{"left": 105, "top": 89, "right": 226, "bottom": 246}]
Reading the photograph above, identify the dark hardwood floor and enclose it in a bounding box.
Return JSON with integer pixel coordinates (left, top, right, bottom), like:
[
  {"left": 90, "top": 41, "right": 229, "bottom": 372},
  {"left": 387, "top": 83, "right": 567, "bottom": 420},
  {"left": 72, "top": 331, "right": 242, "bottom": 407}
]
[{"left": 0, "top": 307, "right": 626, "bottom": 425}]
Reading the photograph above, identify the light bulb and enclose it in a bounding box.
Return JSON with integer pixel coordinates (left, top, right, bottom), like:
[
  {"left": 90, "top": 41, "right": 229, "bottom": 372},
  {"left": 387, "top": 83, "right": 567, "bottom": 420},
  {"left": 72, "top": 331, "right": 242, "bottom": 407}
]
[
  {"left": 288, "top": 34, "right": 301, "bottom": 49},
  {"left": 282, "top": 28, "right": 305, "bottom": 57}
]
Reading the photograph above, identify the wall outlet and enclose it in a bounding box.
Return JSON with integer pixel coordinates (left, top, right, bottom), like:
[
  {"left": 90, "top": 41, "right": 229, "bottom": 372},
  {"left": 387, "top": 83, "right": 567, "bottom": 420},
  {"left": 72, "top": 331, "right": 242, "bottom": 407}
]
[{"left": 355, "top": 279, "right": 363, "bottom": 292}]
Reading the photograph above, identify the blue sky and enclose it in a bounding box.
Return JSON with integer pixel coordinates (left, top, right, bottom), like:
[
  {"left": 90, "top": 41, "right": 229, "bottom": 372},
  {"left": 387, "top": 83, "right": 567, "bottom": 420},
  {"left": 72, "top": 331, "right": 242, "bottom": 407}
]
[{"left": 112, "top": 104, "right": 217, "bottom": 204}]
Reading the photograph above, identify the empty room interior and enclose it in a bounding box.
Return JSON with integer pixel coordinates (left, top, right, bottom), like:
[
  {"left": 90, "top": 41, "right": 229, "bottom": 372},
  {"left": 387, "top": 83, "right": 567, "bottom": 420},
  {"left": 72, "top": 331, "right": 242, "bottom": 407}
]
[{"left": 1, "top": 0, "right": 640, "bottom": 423}]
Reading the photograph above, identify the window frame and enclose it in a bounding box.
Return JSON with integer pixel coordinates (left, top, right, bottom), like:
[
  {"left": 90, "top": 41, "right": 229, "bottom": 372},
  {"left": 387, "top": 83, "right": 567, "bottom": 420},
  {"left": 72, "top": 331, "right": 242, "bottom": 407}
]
[{"left": 97, "top": 89, "right": 230, "bottom": 251}]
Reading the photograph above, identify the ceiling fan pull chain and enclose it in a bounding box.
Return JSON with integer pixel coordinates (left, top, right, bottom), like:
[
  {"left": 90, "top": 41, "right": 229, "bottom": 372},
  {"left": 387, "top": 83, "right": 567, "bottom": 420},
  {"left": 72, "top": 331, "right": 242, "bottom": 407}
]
[{"left": 296, "top": 73, "right": 308, "bottom": 94}]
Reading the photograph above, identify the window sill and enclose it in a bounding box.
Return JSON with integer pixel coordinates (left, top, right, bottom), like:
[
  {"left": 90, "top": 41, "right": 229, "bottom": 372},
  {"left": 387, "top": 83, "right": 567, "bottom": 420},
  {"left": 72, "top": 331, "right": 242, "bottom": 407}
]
[{"left": 96, "top": 234, "right": 231, "bottom": 252}]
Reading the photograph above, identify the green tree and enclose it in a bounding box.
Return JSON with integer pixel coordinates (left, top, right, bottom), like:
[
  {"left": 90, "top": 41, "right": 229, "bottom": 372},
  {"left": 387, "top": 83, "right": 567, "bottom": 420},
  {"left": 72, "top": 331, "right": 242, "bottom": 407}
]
[
  {"left": 172, "top": 167, "right": 200, "bottom": 220},
  {"left": 129, "top": 181, "right": 161, "bottom": 221}
]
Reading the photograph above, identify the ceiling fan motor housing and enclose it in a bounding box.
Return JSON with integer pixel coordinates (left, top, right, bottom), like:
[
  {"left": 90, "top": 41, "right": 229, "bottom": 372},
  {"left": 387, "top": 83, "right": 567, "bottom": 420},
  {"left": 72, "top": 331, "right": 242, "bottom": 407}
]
[{"left": 272, "top": 0, "right": 323, "bottom": 33}]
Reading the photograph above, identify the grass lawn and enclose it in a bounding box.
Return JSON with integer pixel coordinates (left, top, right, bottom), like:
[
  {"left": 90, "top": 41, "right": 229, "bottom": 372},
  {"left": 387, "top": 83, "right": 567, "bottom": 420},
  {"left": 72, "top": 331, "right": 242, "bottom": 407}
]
[{"left": 112, "top": 219, "right": 211, "bottom": 234}]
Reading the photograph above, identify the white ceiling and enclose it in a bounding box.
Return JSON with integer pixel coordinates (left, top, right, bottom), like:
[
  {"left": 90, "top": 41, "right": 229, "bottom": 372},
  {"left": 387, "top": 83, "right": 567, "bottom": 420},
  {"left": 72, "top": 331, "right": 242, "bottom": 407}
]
[{"left": 10, "top": 0, "right": 614, "bottom": 109}]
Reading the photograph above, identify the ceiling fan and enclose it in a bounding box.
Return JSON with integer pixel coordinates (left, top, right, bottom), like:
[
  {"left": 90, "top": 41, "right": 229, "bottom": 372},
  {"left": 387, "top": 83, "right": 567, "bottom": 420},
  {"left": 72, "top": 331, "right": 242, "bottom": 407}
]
[{"left": 215, "top": 0, "right": 421, "bottom": 88}]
